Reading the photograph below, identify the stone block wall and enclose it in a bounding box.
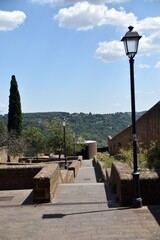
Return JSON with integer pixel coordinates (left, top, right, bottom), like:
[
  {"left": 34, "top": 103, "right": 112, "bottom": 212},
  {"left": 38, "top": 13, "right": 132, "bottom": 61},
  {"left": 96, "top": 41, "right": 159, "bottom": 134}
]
[
  {"left": 0, "top": 164, "right": 44, "bottom": 190},
  {"left": 0, "top": 159, "right": 81, "bottom": 203},
  {"left": 33, "top": 164, "right": 62, "bottom": 203},
  {"left": 110, "top": 162, "right": 160, "bottom": 206},
  {"left": 68, "top": 160, "right": 81, "bottom": 178},
  {"left": 93, "top": 158, "right": 106, "bottom": 182},
  {"left": 108, "top": 101, "right": 160, "bottom": 154}
]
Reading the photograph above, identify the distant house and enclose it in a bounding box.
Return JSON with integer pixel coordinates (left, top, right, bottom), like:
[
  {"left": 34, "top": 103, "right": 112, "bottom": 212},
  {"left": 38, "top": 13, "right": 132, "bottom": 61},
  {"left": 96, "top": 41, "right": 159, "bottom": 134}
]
[{"left": 108, "top": 101, "right": 160, "bottom": 155}]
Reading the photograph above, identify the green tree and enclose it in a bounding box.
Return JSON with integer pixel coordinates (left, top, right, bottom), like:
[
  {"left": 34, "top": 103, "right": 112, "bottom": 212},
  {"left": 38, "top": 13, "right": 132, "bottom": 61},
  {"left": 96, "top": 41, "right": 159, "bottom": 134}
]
[
  {"left": 46, "top": 121, "right": 64, "bottom": 159},
  {"left": 8, "top": 75, "right": 22, "bottom": 136},
  {"left": 7, "top": 131, "right": 27, "bottom": 159},
  {"left": 0, "top": 120, "right": 7, "bottom": 147},
  {"left": 22, "top": 126, "right": 45, "bottom": 158},
  {"left": 46, "top": 120, "right": 77, "bottom": 159}
]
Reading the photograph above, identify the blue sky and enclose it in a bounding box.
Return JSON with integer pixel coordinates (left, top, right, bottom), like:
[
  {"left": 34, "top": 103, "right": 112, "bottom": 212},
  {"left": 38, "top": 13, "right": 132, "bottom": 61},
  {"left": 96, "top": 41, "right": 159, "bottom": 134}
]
[{"left": 0, "top": 0, "right": 160, "bottom": 114}]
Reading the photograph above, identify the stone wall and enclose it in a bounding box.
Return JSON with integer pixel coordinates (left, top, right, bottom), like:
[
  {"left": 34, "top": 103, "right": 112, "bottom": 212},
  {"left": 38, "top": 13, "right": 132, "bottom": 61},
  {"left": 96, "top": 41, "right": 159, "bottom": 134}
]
[
  {"left": 93, "top": 158, "right": 106, "bottom": 182},
  {"left": 0, "top": 164, "right": 44, "bottom": 190},
  {"left": 110, "top": 162, "right": 160, "bottom": 206},
  {"left": 68, "top": 160, "right": 81, "bottom": 177},
  {"left": 0, "top": 159, "right": 81, "bottom": 203},
  {"left": 108, "top": 101, "right": 160, "bottom": 154},
  {"left": 33, "top": 164, "right": 62, "bottom": 203}
]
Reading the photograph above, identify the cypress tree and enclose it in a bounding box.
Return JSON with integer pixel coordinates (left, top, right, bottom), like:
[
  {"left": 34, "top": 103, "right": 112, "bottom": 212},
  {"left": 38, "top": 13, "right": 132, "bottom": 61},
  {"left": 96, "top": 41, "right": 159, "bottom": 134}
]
[{"left": 8, "top": 75, "right": 22, "bottom": 135}]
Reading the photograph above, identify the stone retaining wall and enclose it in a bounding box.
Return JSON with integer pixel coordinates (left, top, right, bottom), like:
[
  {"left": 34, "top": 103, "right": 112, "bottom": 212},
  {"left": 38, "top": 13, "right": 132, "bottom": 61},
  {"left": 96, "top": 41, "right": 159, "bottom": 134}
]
[
  {"left": 68, "top": 160, "right": 81, "bottom": 178},
  {"left": 110, "top": 162, "right": 160, "bottom": 206},
  {"left": 0, "top": 164, "right": 44, "bottom": 190},
  {"left": 33, "top": 164, "right": 62, "bottom": 203},
  {"left": 0, "top": 159, "right": 81, "bottom": 203},
  {"left": 93, "top": 158, "right": 106, "bottom": 182}
]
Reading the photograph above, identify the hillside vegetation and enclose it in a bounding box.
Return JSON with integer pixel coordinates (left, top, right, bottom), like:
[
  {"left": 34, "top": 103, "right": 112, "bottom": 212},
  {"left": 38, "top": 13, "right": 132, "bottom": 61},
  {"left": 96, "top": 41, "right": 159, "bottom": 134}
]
[{"left": 0, "top": 111, "right": 144, "bottom": 147}]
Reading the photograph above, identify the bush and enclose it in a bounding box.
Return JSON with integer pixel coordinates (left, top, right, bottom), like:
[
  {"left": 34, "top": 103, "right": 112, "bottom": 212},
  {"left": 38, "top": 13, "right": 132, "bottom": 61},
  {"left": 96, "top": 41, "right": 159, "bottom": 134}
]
[
  {"left": 97, "top": 140, "right": 160, "bottom": 171},
  {"left": 96, "top": 152, "right": 117, "bottom": 168},
  {"left": 117, "top": 144, "right": 147, "bottom": 169},
  {"left": 147, "top": 141, "right": 160, "bottom": 170}
]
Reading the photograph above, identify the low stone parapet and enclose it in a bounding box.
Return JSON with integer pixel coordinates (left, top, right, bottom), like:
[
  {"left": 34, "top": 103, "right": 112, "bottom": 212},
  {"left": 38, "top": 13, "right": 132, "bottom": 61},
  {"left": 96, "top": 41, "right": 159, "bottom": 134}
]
[
  {"left": 61, "top": 170, "right": 68, "bottom": 183},
  {"left": 68, "top": 170, "right": 74, "bottom": 183},
  {"left": 0, "top": 159, "right": 81, "bottom": 204},
  {"left": 33, "top": 164, "right": 61, "bottom": 203},
  {"left": 110, "top": 162, "right": 160, "bottom": 206},
  {"left": 93, "top": 158, "right": 107, "bottom": 181},
  {"left": 0, "top": 164, "right": 44, "bottom": 190},
  {"left": 68, "top": 160, "right": 81, "bottom": 178}
]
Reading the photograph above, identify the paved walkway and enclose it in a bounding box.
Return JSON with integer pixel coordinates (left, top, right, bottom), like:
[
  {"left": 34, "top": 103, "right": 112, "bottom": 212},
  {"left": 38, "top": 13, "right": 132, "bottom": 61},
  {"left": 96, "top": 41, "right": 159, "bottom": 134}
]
[{"left": 0, "top": 159, "right": 159, "bottom": 239}]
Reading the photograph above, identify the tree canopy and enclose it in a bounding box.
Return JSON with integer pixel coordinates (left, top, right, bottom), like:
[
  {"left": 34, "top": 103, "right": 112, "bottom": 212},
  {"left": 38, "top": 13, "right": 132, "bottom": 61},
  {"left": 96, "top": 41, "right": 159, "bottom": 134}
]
[{"left": 8, "top": 75, "right": 22, "bottom": 135}]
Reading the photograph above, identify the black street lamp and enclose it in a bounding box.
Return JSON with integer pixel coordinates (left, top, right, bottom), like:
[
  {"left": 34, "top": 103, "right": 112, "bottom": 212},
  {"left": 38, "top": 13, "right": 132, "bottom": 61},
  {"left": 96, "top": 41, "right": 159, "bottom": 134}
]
[
  {"left": 62, "top": 119, "right": 67, "bottom": 169},
  {"left": 121, "top": 26, "right": 142, "bottom": 208},
  {"left": 73, "top": 132, "right": 76, "bottom": 159}
]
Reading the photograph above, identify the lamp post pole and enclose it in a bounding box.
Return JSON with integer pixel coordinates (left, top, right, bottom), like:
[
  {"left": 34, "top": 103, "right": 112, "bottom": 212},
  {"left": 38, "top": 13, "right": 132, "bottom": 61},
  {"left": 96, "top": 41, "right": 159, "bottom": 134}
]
[
  {"left": 73, "top": 132, "right": 76, "bottom": 160},
  {"left": 62, "top": 119, "right": 67, "bottom": 169},
  {"left": 129, "top": 56, "right": 142, "bottom": 208},
  {"left": 121, "top": 26, "right": 142, "bottom": 208}
]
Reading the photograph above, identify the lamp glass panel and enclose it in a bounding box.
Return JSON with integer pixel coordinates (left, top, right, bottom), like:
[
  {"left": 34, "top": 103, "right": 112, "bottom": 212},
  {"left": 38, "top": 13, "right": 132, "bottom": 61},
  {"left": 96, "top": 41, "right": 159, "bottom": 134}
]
[
  {"left": 62, "top": 121, "right": 66, "bottom": 127},
  {"left": 123, "top": 40, "right": 128, "bottom": 55},
  {"left": 126, "top": 39, "right": 137, "bottom": 54}
]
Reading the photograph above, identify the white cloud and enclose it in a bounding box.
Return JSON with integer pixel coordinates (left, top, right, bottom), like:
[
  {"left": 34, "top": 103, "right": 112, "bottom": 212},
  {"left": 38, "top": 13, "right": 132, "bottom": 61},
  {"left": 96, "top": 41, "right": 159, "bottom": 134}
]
[
  {"left": 96, "top": 40, "right": 124, "bottom": 63},
  {"left": 139, "top": 32, "right": 160, "bottom": 55},
  {"left": 155, "top": 61, "right": 160, "bottom": 68},
  {"left": 31, "top": 0, "right": 160, "bottom": 63},
  {"left": 139, "top": 63, "right": 150, "bottom": 69},
  {"left": 96, "top": 17, "right": 160, "bottom": 62},
  {"left": 136, "top": 17, "right": 160, "bottom": 35},
  {"left": 54, "top": 2, "right": 136, "bottom": 31},
  {"left": 54, "top": 2, "right": 108, "bottom": 30},
  {"left": 0, "top": 11, "right": 26, "bottom": 31}
]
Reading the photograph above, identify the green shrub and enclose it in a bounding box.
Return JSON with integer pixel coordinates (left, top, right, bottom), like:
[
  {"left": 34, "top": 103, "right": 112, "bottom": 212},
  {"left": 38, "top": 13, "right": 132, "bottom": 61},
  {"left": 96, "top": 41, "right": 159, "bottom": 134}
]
[
  {"left": 96, "top": 152, "right": 117, "bottom": 168},
  {"left": 147, "top": 141, "right": 160, "bottom": 170},
  {"left": 117, "top": 145, "right": 148, "bottom": 169},
  {"left": 97, "top": 140, "right": 160, "bottom": 171}
]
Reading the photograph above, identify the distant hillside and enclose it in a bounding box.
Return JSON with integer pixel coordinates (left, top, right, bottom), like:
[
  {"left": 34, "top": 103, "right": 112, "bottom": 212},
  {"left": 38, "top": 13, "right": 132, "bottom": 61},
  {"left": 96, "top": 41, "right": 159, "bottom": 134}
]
[{"left": 0, "top": 111, "right": 145, "bottom": 147}]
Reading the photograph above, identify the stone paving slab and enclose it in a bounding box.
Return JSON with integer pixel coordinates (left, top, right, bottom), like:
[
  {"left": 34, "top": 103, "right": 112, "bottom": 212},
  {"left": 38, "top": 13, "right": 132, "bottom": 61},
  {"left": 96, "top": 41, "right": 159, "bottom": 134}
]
[
  {"left": 52, "top": 183, "right": 108, "bottom": 204},
  {"left": 0, "top": 189, "right": 33, "bottom": 206},
  {"left": 75, "top": 159, "right": 97, "bottom": 183},
  {"left": 0, "top": 204, "right": 159, "bottom": 240}
]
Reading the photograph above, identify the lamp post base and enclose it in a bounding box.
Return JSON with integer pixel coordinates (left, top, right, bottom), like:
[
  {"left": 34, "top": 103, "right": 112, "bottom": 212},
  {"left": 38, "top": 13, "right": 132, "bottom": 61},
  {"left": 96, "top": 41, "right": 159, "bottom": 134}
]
[
  {"left": 132, "top": 197, "right": 142, "bottom": 208},
  {"left": 65, "top": 164, "right": 68, "bottom": 170},
  {"left": 132, "top": 172, "right": 142, "bottom": 208}
]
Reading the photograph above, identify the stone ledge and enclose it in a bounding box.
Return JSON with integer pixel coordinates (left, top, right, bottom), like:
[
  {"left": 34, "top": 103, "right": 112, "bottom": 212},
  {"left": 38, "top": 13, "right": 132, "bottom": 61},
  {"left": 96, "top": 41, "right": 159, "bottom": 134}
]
[
  {"left": 0, "top": 164, "right": 44, "bottom": 190},
  {"left": 33, "top": 164, "right": 62, "bottom": 203},
  {"left": 110, "top": 162, "right": 160, "bottom": 206},
  {"left": 0, "top": 159, "right": 81, "bottom": 204},
  {"left": 67, "top": 170, "right": 74, "bottom": 183},
  {"left": 61, "top": 170, "right": 68, "bottom": 183},
  {"left": 68, "top": 160, "right": 81, "bottom": 178},
  {"left": 93, "top": 158, "right": 107, "bottom": 181}
]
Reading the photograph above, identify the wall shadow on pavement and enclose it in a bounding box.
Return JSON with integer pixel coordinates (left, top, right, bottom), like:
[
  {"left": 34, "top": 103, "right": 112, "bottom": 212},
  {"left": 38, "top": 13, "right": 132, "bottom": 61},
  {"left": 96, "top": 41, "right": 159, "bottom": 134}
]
[
  {"left": 104, "top": 182, "right": 120, "bottom": 208},
  {"left": 22, "top": 191, "right": 33, "bottom": 205},
  {"left": 93, "top": 161, "right": 119, "bottom": 208},
  {"left": 42, "top": 207, "right": 130, "bottom": 219},
  {"left": 148, "top": 206, "right": 160, "bottom": 226}
]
